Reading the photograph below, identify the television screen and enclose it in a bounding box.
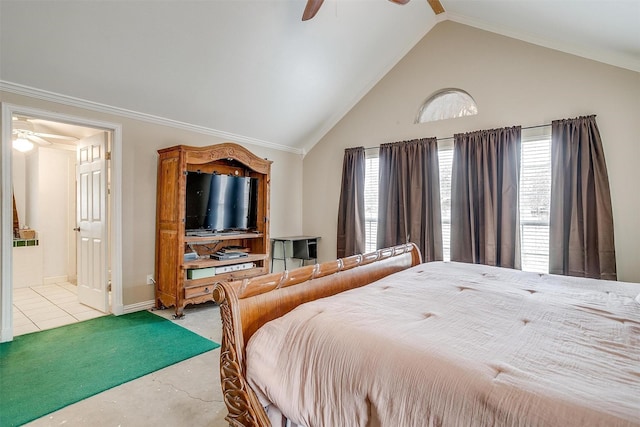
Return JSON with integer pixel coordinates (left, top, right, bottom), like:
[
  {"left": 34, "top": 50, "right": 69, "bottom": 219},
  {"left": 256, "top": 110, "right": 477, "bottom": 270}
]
[{"left": 185, "top": 172, "right": 257, "bottom": 232}]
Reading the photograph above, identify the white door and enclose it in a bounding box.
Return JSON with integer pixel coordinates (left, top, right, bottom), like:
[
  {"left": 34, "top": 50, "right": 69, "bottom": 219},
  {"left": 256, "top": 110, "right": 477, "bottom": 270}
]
[{"left": 76, "top": 132, "right": 109, "bottom": 312}]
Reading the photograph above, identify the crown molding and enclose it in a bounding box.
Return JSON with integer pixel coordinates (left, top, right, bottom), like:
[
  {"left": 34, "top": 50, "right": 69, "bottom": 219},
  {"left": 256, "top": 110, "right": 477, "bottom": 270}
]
[{"left": 0, "top": 80, "right": 303, "bottom": 155}]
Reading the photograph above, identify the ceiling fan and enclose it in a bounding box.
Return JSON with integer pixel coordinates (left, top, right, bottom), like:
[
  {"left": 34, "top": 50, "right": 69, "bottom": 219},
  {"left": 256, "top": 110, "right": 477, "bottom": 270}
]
[
  {"left": 12, "top": 117, "right": 78, "bottom": 152},
  {"left": 302, "top": 0, "right": 445, "bottom": 21}
]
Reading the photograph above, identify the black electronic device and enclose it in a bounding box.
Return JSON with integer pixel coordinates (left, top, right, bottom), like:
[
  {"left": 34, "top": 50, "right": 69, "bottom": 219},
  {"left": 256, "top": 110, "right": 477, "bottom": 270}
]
[
  {"left": 210, "top": 251, "right": 249, "bottom": 261},
  {"left": 185, "top": 172, "right": 258, "bottom": 232}
]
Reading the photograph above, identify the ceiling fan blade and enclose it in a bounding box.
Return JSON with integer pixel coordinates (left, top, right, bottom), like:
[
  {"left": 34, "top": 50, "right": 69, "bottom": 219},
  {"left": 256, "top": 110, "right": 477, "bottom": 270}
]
[
  {"left": 389, "top": 0, "right": 411, "bottom": 5},
  {"left": 28, "top": 135, "right": 52, "bottom": 146},
  {"left": 12, "top": 119, "right": 34, "bottom": 133},
  {"left": 302, "top": 0, "right": 324, "bottom": 21},
  {"left": 427, "top": 0, "right": 445, "bottom": 14},
  {"left": 34, "top": 132, "right": 78, "bottom": 141}
]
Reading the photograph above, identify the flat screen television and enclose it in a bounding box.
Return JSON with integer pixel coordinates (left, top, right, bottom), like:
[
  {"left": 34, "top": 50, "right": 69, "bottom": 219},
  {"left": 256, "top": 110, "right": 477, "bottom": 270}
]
[{"left": 185, "top": 171, "right": 258, "bottom": 233}]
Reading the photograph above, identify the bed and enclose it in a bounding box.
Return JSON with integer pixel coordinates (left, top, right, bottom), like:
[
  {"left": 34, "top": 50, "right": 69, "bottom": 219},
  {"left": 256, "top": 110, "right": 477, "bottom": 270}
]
[{"left": 212, "top": 243, "right": 640, "bottom": 427}]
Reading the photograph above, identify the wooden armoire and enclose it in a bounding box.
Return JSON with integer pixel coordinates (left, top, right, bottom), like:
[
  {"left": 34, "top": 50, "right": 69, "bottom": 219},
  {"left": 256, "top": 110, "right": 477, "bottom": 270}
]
[{"left": 154, "top": 143, "right": 271, "bottom": 317}]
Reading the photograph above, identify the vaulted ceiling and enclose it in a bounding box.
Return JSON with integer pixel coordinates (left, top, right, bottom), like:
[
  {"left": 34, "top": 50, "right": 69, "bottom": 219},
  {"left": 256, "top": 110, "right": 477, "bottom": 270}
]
[{"left": 1, "top": 1, "right": 638, "bottom": 154}]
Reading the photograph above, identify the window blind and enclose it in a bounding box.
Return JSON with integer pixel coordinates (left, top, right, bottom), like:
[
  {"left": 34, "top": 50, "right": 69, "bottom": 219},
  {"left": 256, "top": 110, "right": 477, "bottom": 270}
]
[
  {"left": 363, "top": 139, "right": 550, "bottom": 269},
  {"left": 364, "top": 155, "right": 379, "bottom": 253},
  {"left": 438, "top": 148, "right": 453, "bottom": 261},
  {"left": 519, "top": 139, "right": 551, "bottom": 273}
]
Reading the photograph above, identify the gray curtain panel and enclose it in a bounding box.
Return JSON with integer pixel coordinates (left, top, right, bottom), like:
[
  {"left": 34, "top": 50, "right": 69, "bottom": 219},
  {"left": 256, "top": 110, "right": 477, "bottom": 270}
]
[
  {"left": 451, "top": 126, "right": 522, "bottom": 268},
  {"left": 549, "top": 115, "right": 617, "bottom": 280},
  {"left": 337, "top": 147, "right": 366, "bottom": 258},
  {"left": 377, "top": 138, "right": 442, "bottom": 262}
]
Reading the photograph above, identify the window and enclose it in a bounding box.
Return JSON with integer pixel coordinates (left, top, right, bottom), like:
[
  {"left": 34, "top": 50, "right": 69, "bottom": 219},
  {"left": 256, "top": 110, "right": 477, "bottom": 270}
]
[
  {"left": 416, "top": 89, "right": 478, "bottom": 123},
  {"left": 362, "top": 136, "right": 552, "bottom": 271},
  {"left": 519, "top": 137, "right": 551, "bottom": 273},
  {"left": 363, "top": 145, "right": 453, "bottom": 257},
  {"left": 438, "top": 147, "right": 453, "bottom": 261},
  {"left": 364, "top": 151, "right": 379, "bottom": 253}
]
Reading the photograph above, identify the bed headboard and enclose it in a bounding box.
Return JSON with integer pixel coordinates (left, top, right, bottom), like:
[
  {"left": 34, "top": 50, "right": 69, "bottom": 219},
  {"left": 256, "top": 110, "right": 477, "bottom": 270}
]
[{"left": 212, "top": 243, "right": 422, "bottom": 427}]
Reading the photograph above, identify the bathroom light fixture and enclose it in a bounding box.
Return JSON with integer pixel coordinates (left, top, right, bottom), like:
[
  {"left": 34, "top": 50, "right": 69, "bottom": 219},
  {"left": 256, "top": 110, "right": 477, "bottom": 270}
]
[{"left": 13, "top": 137, "right": 34, "bottom": 152}]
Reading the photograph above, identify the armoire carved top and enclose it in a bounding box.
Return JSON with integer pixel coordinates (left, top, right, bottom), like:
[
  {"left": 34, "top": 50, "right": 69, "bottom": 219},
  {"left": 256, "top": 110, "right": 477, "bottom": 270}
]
[{"left": 158, "top": 143, "right": 272, "bottom": 175}]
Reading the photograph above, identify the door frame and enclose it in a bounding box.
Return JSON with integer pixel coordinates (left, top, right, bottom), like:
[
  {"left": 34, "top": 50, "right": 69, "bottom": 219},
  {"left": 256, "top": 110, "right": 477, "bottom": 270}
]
[{"left": 1, "top": 103, "right": 123, "bottom": 342}]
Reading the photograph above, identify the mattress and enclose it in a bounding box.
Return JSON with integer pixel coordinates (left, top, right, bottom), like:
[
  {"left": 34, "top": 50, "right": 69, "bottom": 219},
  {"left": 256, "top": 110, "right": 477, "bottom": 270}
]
[{"left": 245, "top": 262, "right": 640, "bottom": 427}]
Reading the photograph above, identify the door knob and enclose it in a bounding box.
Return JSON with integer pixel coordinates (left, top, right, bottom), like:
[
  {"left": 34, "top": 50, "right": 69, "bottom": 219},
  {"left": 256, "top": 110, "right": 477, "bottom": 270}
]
[{"left": 73, "top": 227, "right": 81, "bottom": 232}]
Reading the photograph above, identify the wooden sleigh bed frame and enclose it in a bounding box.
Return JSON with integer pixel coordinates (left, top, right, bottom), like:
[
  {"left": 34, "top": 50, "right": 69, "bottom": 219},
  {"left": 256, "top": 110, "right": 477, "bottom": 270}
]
[{"left": 212, "top": 243, "right": 422, "bottom": 427}]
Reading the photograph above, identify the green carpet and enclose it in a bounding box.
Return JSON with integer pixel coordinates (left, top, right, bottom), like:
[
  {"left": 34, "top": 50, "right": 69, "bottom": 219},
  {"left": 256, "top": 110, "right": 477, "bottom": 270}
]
[{"left": 0, "top": 310, "right": 219, "bottom": 427}]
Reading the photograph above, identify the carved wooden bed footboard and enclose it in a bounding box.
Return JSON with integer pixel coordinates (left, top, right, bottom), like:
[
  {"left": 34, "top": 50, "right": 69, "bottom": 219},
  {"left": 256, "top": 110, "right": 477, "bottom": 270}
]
[{"left": 212, "top": 243, "right": 422, "bottom": 426}]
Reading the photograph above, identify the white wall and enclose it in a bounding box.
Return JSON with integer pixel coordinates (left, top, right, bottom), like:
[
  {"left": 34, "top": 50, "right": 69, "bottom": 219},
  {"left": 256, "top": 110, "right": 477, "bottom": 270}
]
[
  {"left": 12, "top": 150, "right": 44, "bottom": 289},
  {"left": 11, "top": 146, "right": 76, "bottom": 284},
  {"left": 36, "top": 147, "right": 75, "bottom": 282},
  {"left": 25, "top": 150, "right": 38, "bottom": 230},
  {"left": 303, "top": 21, "right": 640, "bottom": 283},
  {"left": 11, "top": 151, "right": 25, "bottom": 225}
]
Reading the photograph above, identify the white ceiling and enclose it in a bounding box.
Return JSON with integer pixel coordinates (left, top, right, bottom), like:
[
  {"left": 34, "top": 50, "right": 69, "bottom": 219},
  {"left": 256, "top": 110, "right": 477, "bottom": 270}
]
[
  {"left": 10, "top": 115, "right": 103, "bottom": 150},
  {"left": 1, "top": 1, "right": 638, "bottom": 154}
]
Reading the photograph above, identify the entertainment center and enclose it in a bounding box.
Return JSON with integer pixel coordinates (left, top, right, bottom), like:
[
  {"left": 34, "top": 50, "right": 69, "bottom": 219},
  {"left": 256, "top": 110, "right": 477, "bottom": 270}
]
[{"left": 154, "top": 143, "right": 271, "bottom": 317}]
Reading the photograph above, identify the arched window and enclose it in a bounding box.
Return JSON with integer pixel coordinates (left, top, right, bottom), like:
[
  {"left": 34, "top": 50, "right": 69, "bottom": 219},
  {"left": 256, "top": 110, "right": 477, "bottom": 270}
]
[{"left": 416, "top": 89, "right": 478, "bottom": 123}]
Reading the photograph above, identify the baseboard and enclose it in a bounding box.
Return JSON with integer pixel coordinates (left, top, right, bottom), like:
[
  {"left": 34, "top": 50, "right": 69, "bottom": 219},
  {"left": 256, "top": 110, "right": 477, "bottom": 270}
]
[
  {"left": 121, "top": 300, "right": 155, "bottom": 314},
  {"left": 43, "top": 275, "right": 68, "bottom": 285},
  {"left": 0, "top": 326, "right": 13, "bottom": 343}
]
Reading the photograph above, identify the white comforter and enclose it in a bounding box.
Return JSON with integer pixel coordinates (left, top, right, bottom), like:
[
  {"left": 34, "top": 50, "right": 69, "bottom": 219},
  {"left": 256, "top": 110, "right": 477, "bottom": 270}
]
[{"left": 246, "top": 262, "right": 640, "bottom": 427}]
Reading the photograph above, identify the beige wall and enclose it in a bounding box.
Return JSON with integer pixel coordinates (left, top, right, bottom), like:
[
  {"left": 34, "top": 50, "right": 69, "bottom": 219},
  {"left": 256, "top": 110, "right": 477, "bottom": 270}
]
[
  {"left": 1, "top": 91, "right": 304, "bottom": 306},
  {"left": 303, "top": 21, "right": 640, "bottom": 283}
]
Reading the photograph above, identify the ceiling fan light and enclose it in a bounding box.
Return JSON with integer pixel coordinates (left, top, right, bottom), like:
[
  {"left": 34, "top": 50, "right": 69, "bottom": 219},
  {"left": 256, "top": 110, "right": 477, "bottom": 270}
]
[{"left": 13, "top": 137, "right": 34, "bottom": 152}]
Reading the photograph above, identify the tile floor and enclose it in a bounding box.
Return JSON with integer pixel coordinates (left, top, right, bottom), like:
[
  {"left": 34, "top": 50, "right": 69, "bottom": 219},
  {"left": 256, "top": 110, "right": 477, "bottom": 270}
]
[{"left": 13, "top": 283, "right": 107, "bottom": 336}]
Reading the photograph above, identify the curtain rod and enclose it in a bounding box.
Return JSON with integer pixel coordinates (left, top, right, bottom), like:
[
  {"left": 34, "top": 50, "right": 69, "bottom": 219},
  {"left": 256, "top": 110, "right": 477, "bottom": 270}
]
[{"left": 363, "top": 123, "right": 551, "bottom": 150}]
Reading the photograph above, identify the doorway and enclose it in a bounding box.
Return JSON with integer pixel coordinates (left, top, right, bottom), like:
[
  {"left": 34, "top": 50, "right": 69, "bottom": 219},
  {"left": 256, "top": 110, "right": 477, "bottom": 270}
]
[
  {"left": 12, "top": 117, "right": 107, "bottom": 335},
  {"left": 1, "top": 104, "right": 123, "bottom": 342}
]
